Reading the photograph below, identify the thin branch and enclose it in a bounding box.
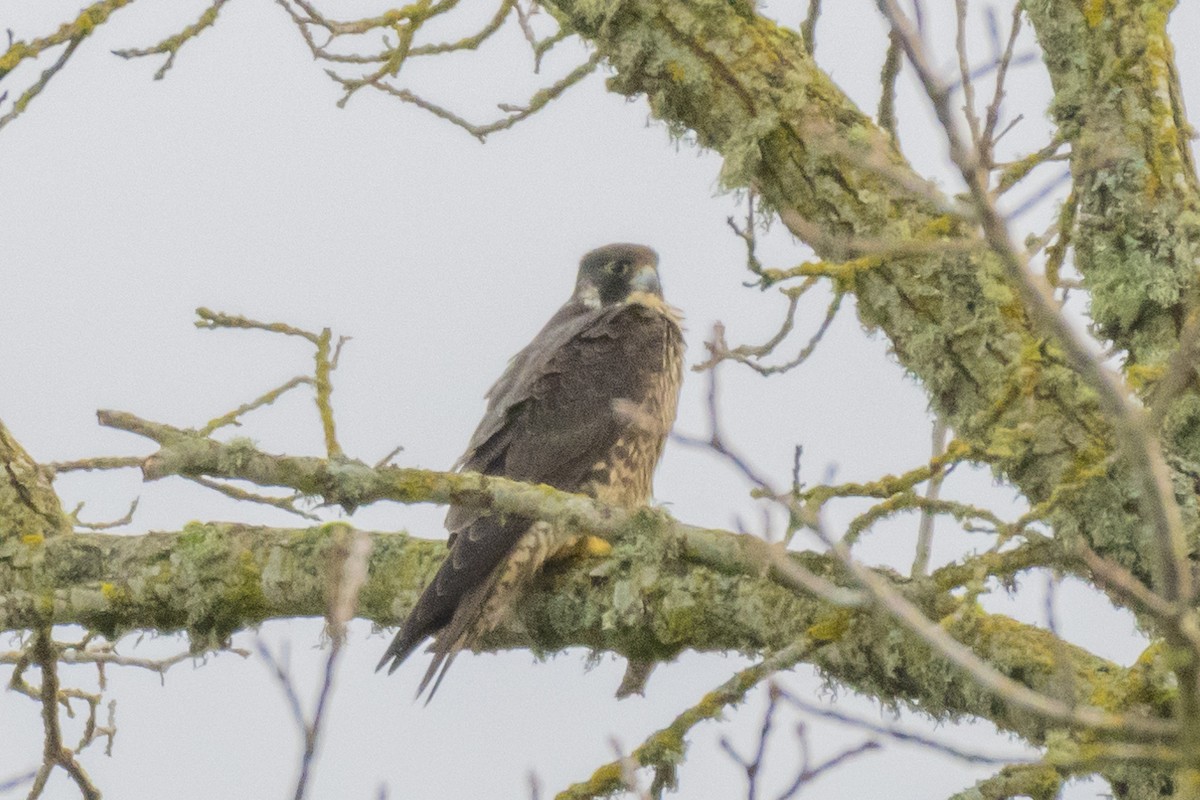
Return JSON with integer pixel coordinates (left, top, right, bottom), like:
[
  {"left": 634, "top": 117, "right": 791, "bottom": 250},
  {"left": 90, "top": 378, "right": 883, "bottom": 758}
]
[
  {"left": 45, "top": 456, "right": 144, "bottom": 476},
  {"left": 779, "top": 690, "right": 1031, "bottom": 765},
  {"left": 1070, "top": 539, "right": 1179, "bottom": 625},
  {"left": 876, "top": 0, "right": 1193, "bottom": 612},
  {"left": 718, "top": 682, "right": 780, "bottom": 800},
  {"left": 556, "top": 640, "right": 815, "bottom": 800},
  {"left": 342, "top": 52, "right": 601, "bottom": 142},
  {"left": 187, "top": 475, "right": 319, "bottom": 521},
  {"left": 606, "top": 739, "right": 652, "bottom": 800},
  {"left": 727, "top": 191, "right": 769, "bottom": 286},
  {"left": 111, "top": 0, "right": 230, "bottom": 80},
  {"left": 1148, "top": 307, "right": 1200, "bottom": 428},
  {"left": 877, "top": 30, "right": 902, "bottom": 142},
  {"left": 800, "top": 503, "right": 1174, "bottom": 740},
  {"left": 26, "top": 628, "right": 101, "bottom": 800},
  {"left": 774, "top": 739, "right": 880, "bottom": 800},
  {"left": 799, "top": 0, "right": 820, "bottom": 55},
  {"left": 194, "top": 307, "right": 319, "bottom": 344},
  {"left": 979, "top": 3, "right": 1023, "bottom": 168},
  {"left": 693, "top": 287, "right": 844, "bottom": 377},
  {"left": 0, "top": 0, "right": 133, "bottom": 130},
  {"left": 70, "top": 497, "right": 139, "bottom": 531},
  {"left": 291, "top": 527, "right": 370, "bottom": 800},
  {"left": 672, "top": 354, "right": 778, "bottom": 492},
  {"left": 911, "top": 417, "right": 949, "bottom": 577},
  {"left": 0, "top": 770, "right": 36, "bottom": 794},
  {"left": 313, "top": 328, "right": 342, "bottom": 459},
  {"left": 199, "top": 376, "right": 314, "bottom": 436},
  {"left": 257, "top": 641, "right": 307, "bottom": 731},
  {"left": 194, "top": 307, "right": 346, "bottom": 459},
  {"left": 995, "top": 137, "right": 1067, "bottom": 195},
  {"left": 953, "top": 0, "right": 982, "bottom": 152},
  {"left": 0, "top": 36, "right": 83, "bottom": 132}
]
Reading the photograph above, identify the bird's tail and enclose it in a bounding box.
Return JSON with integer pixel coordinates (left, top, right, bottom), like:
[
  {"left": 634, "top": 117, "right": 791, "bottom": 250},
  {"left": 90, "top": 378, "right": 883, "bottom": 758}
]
[{"left": 375, "top": 624, "right": 426, "bottom": 675}]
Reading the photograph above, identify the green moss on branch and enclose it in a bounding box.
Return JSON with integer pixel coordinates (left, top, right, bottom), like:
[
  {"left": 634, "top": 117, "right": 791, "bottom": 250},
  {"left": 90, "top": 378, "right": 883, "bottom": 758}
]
[{"left": 545, "top": 0, "right": 1196, "bottom": 601}]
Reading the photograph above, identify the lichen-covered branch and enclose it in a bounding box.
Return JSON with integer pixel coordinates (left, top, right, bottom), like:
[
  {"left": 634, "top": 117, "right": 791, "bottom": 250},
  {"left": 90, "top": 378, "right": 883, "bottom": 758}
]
[
  {"left": 557, "top": 641, "right": 817, "bottom": 799},
  {"left": 23, "top": 629, "right": 102, "bottom": 800},
  {"left": 1023, "top": 0, "right": 1200, "bottom": 374},
  {"left": 0, "top": 0, "right": 135, "bottom": 130},
  {"left": 0, "top": 516, "right": 1175, "bottom": 754},
  {"left": 0, "top": 394, "right": 1186, "bottom": 795},
  {"left": 947, "top": 763, "right": 1063, "bottom": 800},
  {"left": 541, "top": 0, "right": 1196, "bottom": 623},
  {"left": 111, "top": 0, "right": 229, "bottom": 80},
  {"left": 274, "top": 0, "right": 592, "bottom": 139},
  {"left": 0, "top": 420, "right": 71, "bottom": 542}
]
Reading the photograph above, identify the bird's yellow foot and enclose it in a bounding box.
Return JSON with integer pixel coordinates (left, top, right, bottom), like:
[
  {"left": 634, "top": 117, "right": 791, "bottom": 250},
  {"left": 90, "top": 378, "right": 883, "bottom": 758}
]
[{"left": 581, "top": 535, "right": 613, "bottom": 557}]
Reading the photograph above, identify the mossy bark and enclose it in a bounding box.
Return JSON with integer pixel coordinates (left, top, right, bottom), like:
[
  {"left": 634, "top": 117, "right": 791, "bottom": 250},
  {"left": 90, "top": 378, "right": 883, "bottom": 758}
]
[
  {"left": 536, "top": 1, "right": 1199, "bottom": 792},
  {"left": 547, "top": 0, "right": 1200, "bottom": 612},
  {"left": 0, "top": 520, "right": 1166, "bottom": 752},
  {"left": 7, "top": 0, "right": 1200, "bottom": 795}
]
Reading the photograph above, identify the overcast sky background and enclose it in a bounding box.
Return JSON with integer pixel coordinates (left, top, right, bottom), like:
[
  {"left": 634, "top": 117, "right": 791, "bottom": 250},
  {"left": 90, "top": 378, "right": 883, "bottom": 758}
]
[{"left": 2, "top": 1, "right": 1197, "bottom": 798}]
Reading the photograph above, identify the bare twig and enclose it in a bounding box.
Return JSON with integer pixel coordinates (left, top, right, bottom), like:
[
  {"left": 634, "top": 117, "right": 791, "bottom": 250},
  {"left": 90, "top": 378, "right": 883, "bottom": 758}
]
[
  {"left": 980, "top": 3, "right": 1024, "bottom": 169},
  {"left": 607, "top": 739, "right": 652, "bottom": 800},
  {"left": 876, "top": 0, "right": 1193, "bottom": 613},
  {"left": 1148, "top": 308, "right": 1200, "bottom": 427},
  {"left": 275, "top": 0, "right": 590, "bottom": 139},
  {"left": 778, "top": 690, "right": 1029, "bottom": 765},
  {"left": 188, "top": 475, "right": 319, "bottom": 521},
  {"left": 911, "top": 417, "right": 949, "bottom": 576},
  {"left": 1070, "top": 539, "right": 1179, "bottom": 625},
  {"left": 673, "top": 353, "right": 778, "bottom": 492},
  {"left": 70, "top": 497, "right": 139, "bottom": 531},
  {"left": 800, "top": 502, "right": 1174, "bottom": 739},
  {"left": 339, "top": 52, "right": 601, "bottom": 143},
  {"left": 261, "top": 527, "right": 370, "bottom": 800},
  {"left": 995, "top": 137, "right": 1067, "bottom": 195},
  {"left": 727, "top": 191, "right": 769, "bottom": 286},
  {"left": 26, "top": 628, "right": 102, "bottom": 800},
  {"left": 112, "top": 0, "right": 230, "bottom": 79},
  {"left": 45, "top": 456, "right": 144, "bottom": 476},
  {"left": 194, "top": 307, "right": 318, "bottom": 343},
  {"left": 373, "top": 445, "right": 405, "bottom": 469},
  {"left": 0, "top": 36, "right": 83, "bottom": 132},
  {"left": 194, "top": 308, "right": 346, "bottom": 459},
  {"left": 200, "top": 376, "right": 314, "bottom": 435},
  {"left": 0, "top": 770, "right": 36, "bottom": 794},
  {"left": 776, "top": 741, "right": 880, "bottom": 800},
  {"left": 719, "top": 682, "right": 782, "bottom": 800},
  {"left": 953, "top": 0, "right": 982, "bottom": 152},
  {"left": 693, "top": 286, "right": 844, "bottom": 377},
  {"left": 0, "top": 0, "right": 133, "bottom": 131},
  {"left": 800, "top": 0, "right": 821, "bottom": 55},
  {"left": 556, "top": 640, "right": 815, "bottom": 800},
  {"left": 877, "top": 30, "right": 902, "bottom": 142}
]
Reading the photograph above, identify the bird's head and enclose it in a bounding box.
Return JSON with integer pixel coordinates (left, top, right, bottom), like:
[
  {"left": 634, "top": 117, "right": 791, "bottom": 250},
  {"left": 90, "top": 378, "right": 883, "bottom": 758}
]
[{"left": 574, "top": 243, "right": 663, "bottom": 308}]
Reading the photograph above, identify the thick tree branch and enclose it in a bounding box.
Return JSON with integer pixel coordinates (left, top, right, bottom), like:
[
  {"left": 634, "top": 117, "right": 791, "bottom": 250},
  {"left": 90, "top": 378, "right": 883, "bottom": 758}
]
[
  {"left": 1024, "top": 1, "right": 1200, "bottom": 373},
  {"left": 543, "top": 0, "right": 1196, "bottom": 611},
  {"left": 0, "top": 518, "right": 1173, "bottom": 752},
  {"left": 0, "top": 420, "right": 71, "bottom": 542}
]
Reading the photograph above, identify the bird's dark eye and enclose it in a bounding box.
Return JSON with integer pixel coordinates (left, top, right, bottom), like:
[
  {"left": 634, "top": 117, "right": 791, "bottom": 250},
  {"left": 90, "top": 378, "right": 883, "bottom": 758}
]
[{"left": 610, "top": 260, "right": 631, "bottom": 276}]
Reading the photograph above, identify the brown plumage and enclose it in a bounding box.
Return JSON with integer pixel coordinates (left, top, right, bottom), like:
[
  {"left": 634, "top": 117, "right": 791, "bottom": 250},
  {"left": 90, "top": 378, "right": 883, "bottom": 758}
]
[{"left": 377, "top": 243, "right": 685, "bottom": 699}]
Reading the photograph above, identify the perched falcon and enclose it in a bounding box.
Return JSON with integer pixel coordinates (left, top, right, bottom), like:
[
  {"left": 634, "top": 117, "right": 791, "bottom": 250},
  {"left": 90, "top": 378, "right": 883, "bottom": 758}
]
[{"left": 377, "top": 243, "right": 685, "bottom": 698}]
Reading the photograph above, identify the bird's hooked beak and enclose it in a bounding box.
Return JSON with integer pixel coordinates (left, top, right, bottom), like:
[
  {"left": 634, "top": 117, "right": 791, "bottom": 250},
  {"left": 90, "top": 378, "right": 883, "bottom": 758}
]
[{"left": 630, "top": 263, "right": 662, "bottom": 296}]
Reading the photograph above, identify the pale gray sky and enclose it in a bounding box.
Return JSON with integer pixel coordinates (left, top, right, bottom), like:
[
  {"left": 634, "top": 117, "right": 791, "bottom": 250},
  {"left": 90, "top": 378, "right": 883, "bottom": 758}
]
[{"left": 3, "top": 1, "right": 1194, "bottom": 797}]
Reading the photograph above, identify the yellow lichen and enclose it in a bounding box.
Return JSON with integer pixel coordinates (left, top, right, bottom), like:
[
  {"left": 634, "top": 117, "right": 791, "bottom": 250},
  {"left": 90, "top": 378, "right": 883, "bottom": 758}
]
[
  {"left": 1126, "top": 362, "right": 1166, "bottom": 391},
  {"left": 806, "top": 609, "right": 852, "bottom": 642},
  {"left": 1082, "top": 0, "right": 1106, "bottom": 27}
]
